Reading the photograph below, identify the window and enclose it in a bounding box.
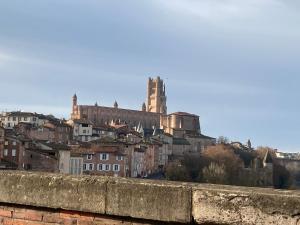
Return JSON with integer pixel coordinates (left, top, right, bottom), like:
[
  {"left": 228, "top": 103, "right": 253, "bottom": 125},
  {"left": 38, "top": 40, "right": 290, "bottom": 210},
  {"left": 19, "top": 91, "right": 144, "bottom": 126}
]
[
  {"left": 13, "top": 117, "right": 16, "bottom": 121},
  {"left": 116, "top": 155, "right": 123, "bottom": 161},
  {"left": 86, "top": 154, "right": 93, "bottom": 160},
  {"left": 83, "top": 163, "right": 94, "bottom": 171},
  {"left": 4, "top": 149, "right": 8, "bottom": 156},
  {"left": 12, "top": 149, "right": 16, "bottom": 157},
  {"left": 113, "top": 164, "right": 120, "bottom": 172},
  {"left": 97, "top": 164, "right": 103, "bottom": 171},
  {"left": 97, "top": 164, "right": 111, "bottom": 171},
  {"left": 100, "top": 153, "right": 109, "bottom": 161},
  {"left": 4, "top": 141, "right": 8, "bottom": 146},
  {"left": 23, "top": 117, "right": 27, "bottom": 121},
  {"left": 83, "top": 129, "right": 86, "bottom": 134},
  {"left": 33, "top": 117, "right": 37, "bottom": 122},
  {"left": 13, "top": 141, "right": 16, "bottom": 146},
  {"left": 89, "top": 163, "right": 94, "bottom": 171},
  {"left": 105, "top": 164, "right": 111, "bottom": 171}
]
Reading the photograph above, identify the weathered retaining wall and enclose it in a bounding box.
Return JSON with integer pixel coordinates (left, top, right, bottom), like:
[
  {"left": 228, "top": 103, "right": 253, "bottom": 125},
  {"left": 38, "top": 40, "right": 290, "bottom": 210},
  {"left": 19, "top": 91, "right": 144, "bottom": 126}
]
[{"left": 0, "top": 171, "right": 300, "bottom": 225}]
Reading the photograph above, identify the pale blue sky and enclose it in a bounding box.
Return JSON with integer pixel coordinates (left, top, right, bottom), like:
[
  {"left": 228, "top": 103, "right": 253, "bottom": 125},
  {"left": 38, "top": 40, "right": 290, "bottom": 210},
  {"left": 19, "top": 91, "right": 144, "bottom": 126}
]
[{"left": 0, "top": 0, "right": 299, "bottom": 152}]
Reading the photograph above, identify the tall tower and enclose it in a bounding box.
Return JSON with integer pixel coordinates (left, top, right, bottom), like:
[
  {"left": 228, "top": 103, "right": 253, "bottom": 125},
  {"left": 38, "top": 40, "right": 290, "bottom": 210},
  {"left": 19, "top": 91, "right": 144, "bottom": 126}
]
[
  {"left": 146, "top": 76, "right": 167, "bottom": 114},
  {"left": 71, "top": 94, "right": 78, "bottom": 119}
]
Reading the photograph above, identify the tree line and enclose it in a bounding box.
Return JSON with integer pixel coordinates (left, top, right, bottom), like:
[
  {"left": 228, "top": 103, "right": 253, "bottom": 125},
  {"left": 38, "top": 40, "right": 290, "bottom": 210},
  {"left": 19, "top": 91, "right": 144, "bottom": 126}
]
[{"left": 165, "top": 141, "right": 292, "bottom": 189}]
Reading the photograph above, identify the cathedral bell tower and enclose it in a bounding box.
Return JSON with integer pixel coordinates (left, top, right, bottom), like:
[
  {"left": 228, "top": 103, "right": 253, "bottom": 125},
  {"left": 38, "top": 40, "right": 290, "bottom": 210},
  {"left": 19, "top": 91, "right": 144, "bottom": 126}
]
[
  {"left": 71, "top": 94, "right": 78, "bottom": 119},
  {"left": 146, "top": 76, "right": 167, "bottom": 114}
]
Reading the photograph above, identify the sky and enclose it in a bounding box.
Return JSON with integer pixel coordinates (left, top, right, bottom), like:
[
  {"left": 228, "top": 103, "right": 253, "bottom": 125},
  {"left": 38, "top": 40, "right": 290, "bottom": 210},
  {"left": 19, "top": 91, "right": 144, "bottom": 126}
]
[{"left": 0, "top": 0, "right": 300, "bottom": 152}]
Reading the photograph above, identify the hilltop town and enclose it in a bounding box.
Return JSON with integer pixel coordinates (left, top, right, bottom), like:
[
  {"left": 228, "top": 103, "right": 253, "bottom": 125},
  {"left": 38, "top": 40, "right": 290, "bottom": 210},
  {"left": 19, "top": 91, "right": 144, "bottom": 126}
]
[{"left": 0, "top": 77, "right": 299, "bottom": 189}]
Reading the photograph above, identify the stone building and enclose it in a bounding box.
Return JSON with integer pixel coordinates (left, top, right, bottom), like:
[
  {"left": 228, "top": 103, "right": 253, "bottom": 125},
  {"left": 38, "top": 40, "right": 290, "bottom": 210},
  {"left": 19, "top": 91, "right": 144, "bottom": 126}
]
[
  {"left": 21, "top": 141, "right": 71, "bottom": 174},
  {"left": 160, "top": 112, "right": 201, "bottom": 137},
  {"left": 0, "top": 135, "right": 22, "bottom": 169},
  {"left": 15, "top": 120, "right": 72, "bottom": 144},
  {"left": 0, "top": 112, "right": 58, "bottom": 129},
  {"left": 71, "top": 77, "right": 166, "bottom": 129},
  {"left": 0, "top": 131, "right": 70, "bottom": 173},
  {"left": 72, "top": 140, "right": 127, "bottom": 177},
  {"left": 71, "top": 119, "right": 93, "bottom": 142},
  {"left": 1, "top": 112, "right": 40, "bottom": 129},
  {"left": 160, "top": 112, "right": 216, "bottom": 154}
]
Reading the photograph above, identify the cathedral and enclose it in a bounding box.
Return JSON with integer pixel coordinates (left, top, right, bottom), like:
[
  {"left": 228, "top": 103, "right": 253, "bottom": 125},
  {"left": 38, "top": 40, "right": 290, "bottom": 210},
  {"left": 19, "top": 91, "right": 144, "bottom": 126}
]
[
  {"left": 71, "top": 76, "right": 216, "bottom": 152},
  {"left": 71, "top": 77, "right": 167, "bottom": 128}
]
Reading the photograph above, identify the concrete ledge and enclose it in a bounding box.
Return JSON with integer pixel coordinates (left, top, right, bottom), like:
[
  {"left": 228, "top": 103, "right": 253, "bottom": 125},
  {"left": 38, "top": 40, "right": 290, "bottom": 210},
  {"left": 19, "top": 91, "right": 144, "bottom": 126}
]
[
  {"left": 106, "top": 178, "right": 192, "bottom": 223},
  {"left": 0, "top": 171, "right": 191, "bottom": 223},
  {"left": 192, "top": 184, "right": 300, "bottom": 225},
  {"left": 1, "top": 171, "right": 300, "bottom": 224},
  {"left": 0, "top": 171, "right": 107, "bottom": 214}
]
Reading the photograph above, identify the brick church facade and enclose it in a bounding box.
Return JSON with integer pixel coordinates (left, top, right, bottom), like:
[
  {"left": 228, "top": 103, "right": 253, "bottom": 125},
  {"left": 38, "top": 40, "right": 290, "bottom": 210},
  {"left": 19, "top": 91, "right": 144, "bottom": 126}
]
[{"left": 71, "top": 77, "right": 167, "bottom": 129}]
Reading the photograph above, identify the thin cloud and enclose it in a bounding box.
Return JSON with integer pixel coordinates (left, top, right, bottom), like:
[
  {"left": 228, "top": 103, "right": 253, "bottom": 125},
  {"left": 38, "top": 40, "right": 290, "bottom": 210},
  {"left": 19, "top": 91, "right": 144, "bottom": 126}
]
[
  {"left": 169, "top": 79, "right": 272, "bottom": 96},
  {"left": 0, "top": 52, "right": 15, "bottom": 61},
  {"left": 158, "top": 0, "right": 284, "bottom": 21},
  {"left": 156, "top": 0, "right": 300, "bottom": 37}
]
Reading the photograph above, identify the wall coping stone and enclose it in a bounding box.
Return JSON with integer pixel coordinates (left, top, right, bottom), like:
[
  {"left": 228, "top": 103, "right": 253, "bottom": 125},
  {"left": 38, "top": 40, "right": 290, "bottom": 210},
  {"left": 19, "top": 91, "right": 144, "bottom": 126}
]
[{"left": 0, "top": 171, "right": 300, "bottom": 224}]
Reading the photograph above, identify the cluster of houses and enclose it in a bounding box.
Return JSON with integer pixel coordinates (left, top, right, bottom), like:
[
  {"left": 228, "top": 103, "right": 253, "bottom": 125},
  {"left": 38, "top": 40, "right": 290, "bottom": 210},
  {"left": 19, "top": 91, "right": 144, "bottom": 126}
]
[
  {"left": 1, "top": 78, "right": 298, "bottom": 187},
  {"left": 0, "top": 111, "right": 216, "bottom": 178}
]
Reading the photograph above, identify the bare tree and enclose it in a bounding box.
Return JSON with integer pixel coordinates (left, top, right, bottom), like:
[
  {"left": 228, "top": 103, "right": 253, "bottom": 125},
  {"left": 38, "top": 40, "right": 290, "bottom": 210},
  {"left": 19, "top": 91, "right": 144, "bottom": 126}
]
[
  {"left": 202, "top": 162, "right": 227, "bottom": 184},
  {"left": 202, "top": 144, "right": 244, "bottom": 185}
]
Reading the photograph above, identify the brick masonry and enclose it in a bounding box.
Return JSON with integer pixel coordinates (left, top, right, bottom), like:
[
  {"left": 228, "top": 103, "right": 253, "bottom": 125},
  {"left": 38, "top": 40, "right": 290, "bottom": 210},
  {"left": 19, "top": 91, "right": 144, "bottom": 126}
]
[{"left": 0, "top": 204, "right": 171, "bottom": 225}]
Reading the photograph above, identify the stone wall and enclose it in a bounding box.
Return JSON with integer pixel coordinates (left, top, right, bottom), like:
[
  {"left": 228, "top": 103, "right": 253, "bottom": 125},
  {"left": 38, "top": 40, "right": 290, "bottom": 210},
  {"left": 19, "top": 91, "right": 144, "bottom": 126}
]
[
  {"left": 277, "top": 158, "right": 300, "bottom": 186},
  {"left": 0, "top": 171, "right": 300, "bottom": 225},
  {"left": 238, "top": 167, "right": 273, "bottom": 187},
  {"left": 73, "top": 105, "right": 161, "bottom": 129}
]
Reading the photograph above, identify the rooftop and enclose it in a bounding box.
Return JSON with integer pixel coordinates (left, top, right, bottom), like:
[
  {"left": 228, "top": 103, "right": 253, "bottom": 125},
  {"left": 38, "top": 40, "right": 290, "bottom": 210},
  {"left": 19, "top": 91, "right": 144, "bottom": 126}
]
[{"left": 170, "top": 112, "right": 198, "bottom": 117}]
